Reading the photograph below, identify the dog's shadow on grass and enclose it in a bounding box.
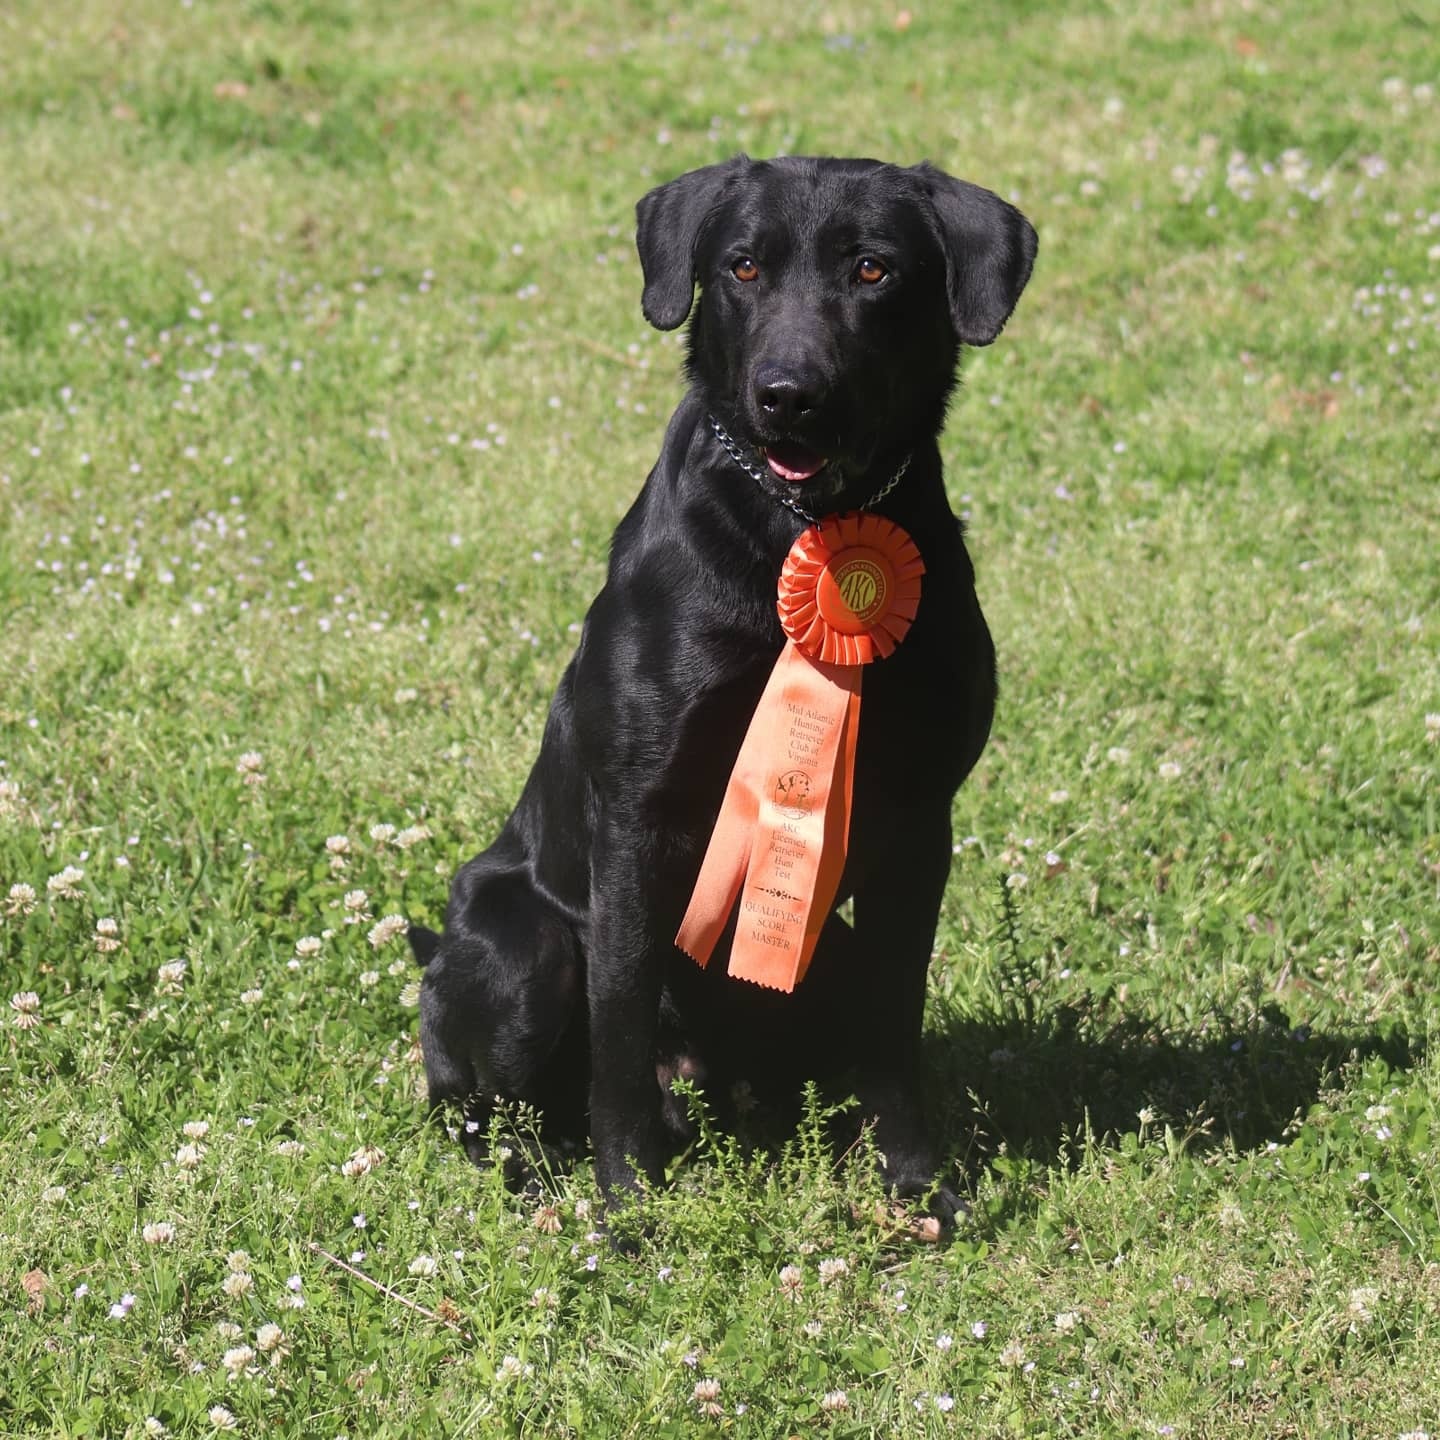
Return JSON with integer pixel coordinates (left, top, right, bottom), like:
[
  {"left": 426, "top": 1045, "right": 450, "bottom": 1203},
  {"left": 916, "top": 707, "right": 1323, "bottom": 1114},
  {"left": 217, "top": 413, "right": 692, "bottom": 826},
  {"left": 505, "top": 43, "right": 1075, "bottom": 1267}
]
[{"left": 920, "top": 992, "right": 1419, "bottom": 1179}]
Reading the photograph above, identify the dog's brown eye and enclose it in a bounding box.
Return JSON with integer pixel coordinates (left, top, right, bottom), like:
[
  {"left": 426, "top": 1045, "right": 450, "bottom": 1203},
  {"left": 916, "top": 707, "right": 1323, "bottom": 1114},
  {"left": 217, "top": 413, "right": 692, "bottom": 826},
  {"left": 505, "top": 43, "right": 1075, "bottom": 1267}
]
[
  {"left": 856, "top": 257, "right": 887, "bottom": 285},
  {"left": 732, "top": 257, "right": 759, "bottom": 283}
]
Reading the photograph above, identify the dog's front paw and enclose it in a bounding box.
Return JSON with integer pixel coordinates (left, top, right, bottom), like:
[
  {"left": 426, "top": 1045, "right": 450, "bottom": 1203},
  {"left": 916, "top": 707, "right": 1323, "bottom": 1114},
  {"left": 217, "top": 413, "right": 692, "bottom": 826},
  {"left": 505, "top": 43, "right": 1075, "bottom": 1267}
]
[
  {"left": 882, "top": 1158, "right": 969, "bottom": 1236},
  {"left": 925, "top": 1179, "right": 969, "bottom": 1230}
]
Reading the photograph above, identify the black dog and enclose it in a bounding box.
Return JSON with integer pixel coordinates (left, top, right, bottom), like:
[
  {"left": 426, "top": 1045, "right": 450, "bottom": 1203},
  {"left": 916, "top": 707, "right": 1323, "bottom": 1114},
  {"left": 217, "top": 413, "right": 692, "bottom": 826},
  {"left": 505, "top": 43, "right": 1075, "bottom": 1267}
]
[{"left": 410, "top": 156, "right": 1036, "bottom": 1218}]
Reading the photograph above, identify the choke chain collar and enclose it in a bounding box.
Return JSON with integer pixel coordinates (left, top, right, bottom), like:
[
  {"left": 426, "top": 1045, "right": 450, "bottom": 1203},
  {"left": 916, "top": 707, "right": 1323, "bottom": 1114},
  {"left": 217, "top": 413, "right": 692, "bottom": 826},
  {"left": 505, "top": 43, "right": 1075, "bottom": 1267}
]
[{"left": 707, "top": 414, "right": 911, "bottom": 524}]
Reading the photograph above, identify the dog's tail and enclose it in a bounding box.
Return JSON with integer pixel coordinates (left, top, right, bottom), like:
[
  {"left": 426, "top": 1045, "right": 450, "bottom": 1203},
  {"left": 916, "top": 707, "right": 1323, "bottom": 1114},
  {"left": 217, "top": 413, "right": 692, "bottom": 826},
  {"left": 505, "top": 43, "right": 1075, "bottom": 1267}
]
[{"left": 407, "top": 924, "right": 442, "bottom": 967}]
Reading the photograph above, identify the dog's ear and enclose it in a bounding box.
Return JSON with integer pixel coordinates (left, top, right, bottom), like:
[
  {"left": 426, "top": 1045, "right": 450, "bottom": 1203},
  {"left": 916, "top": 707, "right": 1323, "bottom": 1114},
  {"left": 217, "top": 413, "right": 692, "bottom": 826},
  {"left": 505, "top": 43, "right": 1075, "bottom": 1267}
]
[
  {"left": 911, "top": 163, "right": 1038, "bottom": 347},
  {"left": 635, "top": 158, "right": 745, "bottom": 330}
]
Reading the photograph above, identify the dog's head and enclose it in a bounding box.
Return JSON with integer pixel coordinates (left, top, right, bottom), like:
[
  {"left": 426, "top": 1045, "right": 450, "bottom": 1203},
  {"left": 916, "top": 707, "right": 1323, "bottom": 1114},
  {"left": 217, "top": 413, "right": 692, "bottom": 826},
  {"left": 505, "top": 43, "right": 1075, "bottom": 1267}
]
[{"left": 635, "top": 155, "right": 1037, "bottom": 512}]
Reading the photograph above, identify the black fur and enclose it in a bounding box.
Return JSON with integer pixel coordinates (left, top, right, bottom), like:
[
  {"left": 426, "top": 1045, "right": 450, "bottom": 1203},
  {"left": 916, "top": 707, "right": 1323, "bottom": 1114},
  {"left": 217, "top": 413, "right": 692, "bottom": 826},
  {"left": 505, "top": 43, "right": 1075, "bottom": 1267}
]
[{"left": 413, "top": 156, "right": 1036, "bottom": 1215}]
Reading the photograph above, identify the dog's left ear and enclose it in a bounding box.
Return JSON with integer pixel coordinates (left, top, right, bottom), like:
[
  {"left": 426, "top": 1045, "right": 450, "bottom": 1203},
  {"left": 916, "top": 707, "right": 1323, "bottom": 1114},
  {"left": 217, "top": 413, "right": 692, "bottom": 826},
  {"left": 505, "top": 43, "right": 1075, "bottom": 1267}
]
[
  {"left": 910, "top": 163, "right": 1038, "bottom": 346},
  {"left": 635, "top": 158, "right": 746, "bottom": 330}
]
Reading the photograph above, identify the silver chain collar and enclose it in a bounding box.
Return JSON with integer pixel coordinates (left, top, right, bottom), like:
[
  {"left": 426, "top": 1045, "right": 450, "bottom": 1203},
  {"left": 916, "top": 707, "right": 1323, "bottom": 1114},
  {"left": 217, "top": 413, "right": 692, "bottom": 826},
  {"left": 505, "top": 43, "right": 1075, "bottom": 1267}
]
[{"left": 707, "top": 414, "right": 911, "bottom": 525}]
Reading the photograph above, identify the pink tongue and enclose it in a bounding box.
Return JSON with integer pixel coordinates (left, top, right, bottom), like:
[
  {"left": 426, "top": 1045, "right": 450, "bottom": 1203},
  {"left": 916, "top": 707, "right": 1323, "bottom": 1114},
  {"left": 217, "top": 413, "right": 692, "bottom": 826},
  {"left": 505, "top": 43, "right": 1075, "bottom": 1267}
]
[{"left": 764, "top": 443, "right": 827, "bottom": 483}]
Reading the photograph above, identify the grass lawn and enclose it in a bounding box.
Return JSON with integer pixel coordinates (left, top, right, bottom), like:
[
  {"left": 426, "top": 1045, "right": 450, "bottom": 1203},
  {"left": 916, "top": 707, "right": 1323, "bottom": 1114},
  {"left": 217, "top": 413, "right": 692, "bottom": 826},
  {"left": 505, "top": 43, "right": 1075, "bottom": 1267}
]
[{"left": 2, "top": 0, "right": 1438, "bottom": 1434}]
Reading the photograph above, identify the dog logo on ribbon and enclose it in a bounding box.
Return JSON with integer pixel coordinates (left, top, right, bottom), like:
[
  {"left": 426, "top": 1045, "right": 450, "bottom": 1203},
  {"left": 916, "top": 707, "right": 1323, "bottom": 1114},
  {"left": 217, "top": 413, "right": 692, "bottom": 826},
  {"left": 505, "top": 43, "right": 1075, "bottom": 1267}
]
[{"left": 774, "top": 769, "right": 813, "bottom": 818}]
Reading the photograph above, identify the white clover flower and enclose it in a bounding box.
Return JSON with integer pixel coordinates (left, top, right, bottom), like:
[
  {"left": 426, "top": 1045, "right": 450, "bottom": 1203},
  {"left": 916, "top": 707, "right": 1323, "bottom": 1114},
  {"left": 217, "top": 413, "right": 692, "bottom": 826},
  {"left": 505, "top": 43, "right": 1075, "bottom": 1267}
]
[
  {"left": 692, "top": 1377, "right": 722, "bottom": 1415},
  {"left": 176, "top": 1143, "right": 205, "bottom": 1170},
  {"left": 94, "top": 916, "right": 121, "bottom": 952},
  {"left": 1348, "top": 1285, "right": 1380, "bottom": 1323},
  {"left": 1158, "top": 760, "right": 1183, "bottom": 780},
  {"left": 936, "top": 1332, "right": 953, "bottom": 1349},
  {"left": 1106, "top": 746, "right": 1130, "bottom": 764},
  {"left": 208, "top": 1405, "right": 238, "bottom": 1431},
  {"left": 325, "top": 835, "right": 351, "bottom": 855},
  {"left": 343, "top": 889, "right": 370, "bottom": 922},
  {"left": 47, "top": 866, "right": 85, "bottom": 900},
  {"left": 342, "top": 1144, "right": 384, "bottom": 1177},
  {"left": 222, "top": 1271, "right": 254, "bottom": 1298},
  {"left": 778, "top": 1264, "right": 803, "bottom": 1297},
  {"left": 236, "top": 751, "right": 264, "bottom": 775},
  {"left": 533, "top": 1204, "right": 562, "bottom": 1235},
  {"left": 936, "top": 1395, "right": 955, "bottom": 1412},
  {"left": 42, "top": 1184, "right": 67, "bottom": 1203},
  {"left": 143, "top": 1221, "right": 177, "bottom": 1245},
  {"left": 184, "top": 1120, "right": 211, "bottom": 1140},
  {"left": 358, "top": 970, "right": 379, "bottom": 989},
  {"left": 11, "top": 991, "right": 42, "bottom": 1029},
  {"left": 408, "top": 1255, "right": 438, "bottom": 1277},
  {"left": 5, "top": 882, "right": 38, "bottom": 917},
  {"left": 157, "top": 959, "right": 188, "bottom": 994},
  {"left": 275, "top": 1139, "right": 305, "bottom": 1157},
  {"left": 395, "top": 825, "right": 431, "bottom": 849},
  {"left": 221, "top": 1345, "right": 255, "bottom": 1377},
  {"left": 256, "top": 1322, "right": 284, "bottom": 1352},
  {"left": 226, "top": 1250, "right": 251, "bottom": 1273},
  {"left": 820, "top": 1390, "right": 849, "bottom": 1412},
  {"left": 144, "top": 1419, "right": 167, "bottom": 1435},
  {"left": 817, "top": 1257, "right": 849, "bottom": 1286},
  {"left": 497, "top": 1354, "right": 531, "bottom": 1382},
  {"left": 399, "top": 979, "right": 422, "bottom": 1008},
  {"left": 368, "top": 914, "right": 408, "bottom": 949},
  {"left": 971, "top": 1320, "right": 988, "bottom": 1338},
  {"left": 1054, "top": 1310, "right": 1080, "bottom": 1334},
  {"left": 294, "top": 935, "right": 322, "bottom": 957},
  {"left": 215, "top": 1322, "right": 243, "bottom": 1341},
  {"left": 240, "top": 988, "right": 263, "bottom": 1005},
  {"left": 369, "top": 823, "right": 396, "bottom": 845},
  {"left": 1000, "top": 1339, "right": 1027, "bottom": 1367}
]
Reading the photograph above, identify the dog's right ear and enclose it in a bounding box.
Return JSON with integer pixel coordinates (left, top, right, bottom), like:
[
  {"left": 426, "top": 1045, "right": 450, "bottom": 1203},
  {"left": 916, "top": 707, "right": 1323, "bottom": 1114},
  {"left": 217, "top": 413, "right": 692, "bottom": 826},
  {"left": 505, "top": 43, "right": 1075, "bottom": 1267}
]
[{"left": 635, "top": 158, "right": 746, "bottom": 330}]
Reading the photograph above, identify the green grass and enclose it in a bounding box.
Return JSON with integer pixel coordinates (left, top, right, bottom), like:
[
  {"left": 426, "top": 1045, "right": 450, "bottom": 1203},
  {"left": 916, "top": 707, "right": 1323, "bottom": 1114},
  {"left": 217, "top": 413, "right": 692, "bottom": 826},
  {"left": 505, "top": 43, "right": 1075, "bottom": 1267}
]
[{"left": 2, "top": 0, "right": 1439, "bottom": 1434}]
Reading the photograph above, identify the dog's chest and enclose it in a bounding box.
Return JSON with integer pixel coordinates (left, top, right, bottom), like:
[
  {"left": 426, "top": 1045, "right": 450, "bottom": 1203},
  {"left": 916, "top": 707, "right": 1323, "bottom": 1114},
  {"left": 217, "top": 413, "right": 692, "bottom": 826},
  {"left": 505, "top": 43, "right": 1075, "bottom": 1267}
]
[{"left": 670, "top": 588, "right": 983, "bottom": 830}]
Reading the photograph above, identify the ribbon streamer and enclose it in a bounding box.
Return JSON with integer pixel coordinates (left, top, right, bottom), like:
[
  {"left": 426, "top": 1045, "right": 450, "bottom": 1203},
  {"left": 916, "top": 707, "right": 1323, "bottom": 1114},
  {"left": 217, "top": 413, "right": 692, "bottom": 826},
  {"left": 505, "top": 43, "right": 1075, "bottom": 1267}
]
[{"left": 675, "top": 513, "right": 924, "bottom": 992}]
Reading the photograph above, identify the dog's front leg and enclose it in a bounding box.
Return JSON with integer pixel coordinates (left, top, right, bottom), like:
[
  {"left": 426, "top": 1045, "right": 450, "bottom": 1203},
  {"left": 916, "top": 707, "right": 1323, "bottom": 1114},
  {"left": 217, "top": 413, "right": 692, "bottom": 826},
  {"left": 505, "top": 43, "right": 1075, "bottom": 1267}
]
[
  {"left": 850, "top": 812, "right": 960, "bottom": 1219},
  {"left": 587, "top": 836, "right": 668, "bottom": 1208}
]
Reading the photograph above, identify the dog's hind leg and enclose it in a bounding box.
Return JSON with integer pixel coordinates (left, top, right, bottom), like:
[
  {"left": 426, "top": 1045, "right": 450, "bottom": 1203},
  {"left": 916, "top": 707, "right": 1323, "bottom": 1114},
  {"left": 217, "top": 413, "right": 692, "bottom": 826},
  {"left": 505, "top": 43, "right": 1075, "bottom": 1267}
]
[
  {"left": 418, "top": 865, "right": 585, "bottom": 1176},
  {"left": 407, "top": 923, "right": 442, "bottom": 967}
]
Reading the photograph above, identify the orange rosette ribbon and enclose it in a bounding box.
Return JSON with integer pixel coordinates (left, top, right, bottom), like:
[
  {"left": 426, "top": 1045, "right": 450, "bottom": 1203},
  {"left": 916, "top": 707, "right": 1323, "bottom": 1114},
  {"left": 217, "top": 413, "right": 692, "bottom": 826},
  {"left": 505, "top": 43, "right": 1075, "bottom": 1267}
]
[{"left": 675, "top": 512, "right": 924, "bottom": 992}]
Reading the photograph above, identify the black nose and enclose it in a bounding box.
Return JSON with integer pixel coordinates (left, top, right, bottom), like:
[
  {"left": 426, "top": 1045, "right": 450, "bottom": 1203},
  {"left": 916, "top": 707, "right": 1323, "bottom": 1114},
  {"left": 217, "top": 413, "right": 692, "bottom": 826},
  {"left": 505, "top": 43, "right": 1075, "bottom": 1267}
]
[{"left": 753, "top": 362, "right": 826, "bottom": 427}]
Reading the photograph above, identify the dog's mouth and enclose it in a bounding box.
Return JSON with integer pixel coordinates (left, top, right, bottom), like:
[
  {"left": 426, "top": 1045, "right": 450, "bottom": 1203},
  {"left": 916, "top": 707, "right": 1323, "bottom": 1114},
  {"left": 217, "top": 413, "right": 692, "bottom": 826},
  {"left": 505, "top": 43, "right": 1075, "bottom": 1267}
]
[{"left": 761, "top": 440, "right": 828, "bottom": 484}]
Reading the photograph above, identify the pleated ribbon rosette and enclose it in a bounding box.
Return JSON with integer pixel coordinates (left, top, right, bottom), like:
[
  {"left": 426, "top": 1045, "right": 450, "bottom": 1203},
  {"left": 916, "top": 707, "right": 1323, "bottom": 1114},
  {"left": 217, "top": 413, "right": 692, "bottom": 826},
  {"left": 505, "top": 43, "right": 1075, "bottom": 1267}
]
[{"left": 675, "top": 512, "right": 925, "bottom": 992}]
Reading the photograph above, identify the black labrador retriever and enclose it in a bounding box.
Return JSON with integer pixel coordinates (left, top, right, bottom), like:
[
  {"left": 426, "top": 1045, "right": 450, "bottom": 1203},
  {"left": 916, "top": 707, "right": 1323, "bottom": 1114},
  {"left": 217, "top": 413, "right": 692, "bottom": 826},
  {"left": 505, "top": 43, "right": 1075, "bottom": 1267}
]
[{"left": 409, "top": 155, "right": 1036, "bottom": 1219}]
